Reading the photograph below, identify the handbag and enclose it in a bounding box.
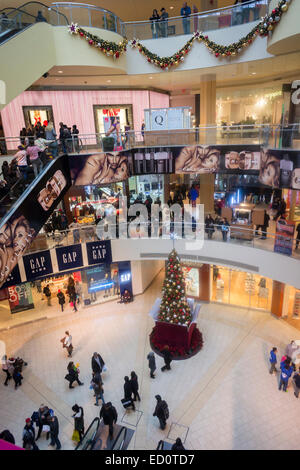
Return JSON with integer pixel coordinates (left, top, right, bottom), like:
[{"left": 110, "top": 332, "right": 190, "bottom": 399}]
[
  {"left": 121, "top": 398, "right": 132, "bottom": 409},
  {"left": 102, "top": 365, "right": 107, "bottom": 372},
  {"left": 72, "top": 429, "right": 80, "bottom": 442},
  {"left": 65, "top": 373, "right": 72, "bottom": 382}
]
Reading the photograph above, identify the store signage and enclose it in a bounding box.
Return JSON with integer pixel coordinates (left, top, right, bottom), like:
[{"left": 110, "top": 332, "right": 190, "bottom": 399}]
[
  {"left": 23, "top": 250, "right": 53, "bottom": 280},
  {"left": 120, "top": 272, "right": 131, "bottom": 283},
  {"left": 118, "top": 261, "right": 132, "bottom": 296},
  {"left": 8, "top": 283, "right": 34, "bottom": 314},
  {"left": 274, "top": 219, "right": 295, "bottom": 256},
  {"left": 56, "top": 244, "right": 83, "bottom": 272},
  {"left": 86, "top": 240, "right": 112, "bottom": 266},
  {"left": 1, "top": 265, "right": 21, "bottom": 289}
]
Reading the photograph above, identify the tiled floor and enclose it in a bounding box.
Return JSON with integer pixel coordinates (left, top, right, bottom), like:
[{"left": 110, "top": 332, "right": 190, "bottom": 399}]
[{"left": 1, "top": 271, "right": 300, "bottom": 450}]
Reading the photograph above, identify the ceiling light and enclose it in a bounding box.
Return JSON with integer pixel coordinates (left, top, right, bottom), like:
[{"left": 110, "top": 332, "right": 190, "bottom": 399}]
[
  {"left": 58, "top": 70, "right": 63, "bottom": 74},
  {"left": 107, "top": 80, "right": 111, "bottom": 83},
  {"left": 149, "top": 76, "right": 153, "bottom": 79},
  {"left": 251, "top": 72, "right": 257, "bottom": 75},
  {"left": 170, "top": 6, "right": 174, "bottom": 9}
]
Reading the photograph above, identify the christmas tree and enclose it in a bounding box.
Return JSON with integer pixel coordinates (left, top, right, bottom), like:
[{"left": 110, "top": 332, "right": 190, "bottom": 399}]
[{"left": 158, "top": 249, "right": 192, "bottom": 326}]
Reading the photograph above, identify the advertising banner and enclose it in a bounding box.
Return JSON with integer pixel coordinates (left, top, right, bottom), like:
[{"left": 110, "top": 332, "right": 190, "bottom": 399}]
[
  {"left": 23, "top": 250, "right": 53, "bottom": 280},
  {"left": 69, "top": 153, "right": 132, "bottom": 186},
  {"left": 86, "top": 240, "right": 112, "bottom": 266},
  {"left": 274, "top": 219, "right": 295, "bottom": 256},
  {"left": 118, "top": 261, "right": 132, "bottom": 297},
  {"left": 0, "top": 155, "right": 71, "bottom": 289},
  {"left": 1, "top": 265, "right": 21, "bottom": 289},
  {"left": 8, "top": 283, "right": 34, "bottom": 314},
  {"left": 56, "top": 244, "right": 83, "bottom": 272}
]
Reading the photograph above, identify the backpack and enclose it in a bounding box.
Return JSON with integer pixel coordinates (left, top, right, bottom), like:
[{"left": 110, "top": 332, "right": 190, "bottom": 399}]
[{"left": 161, "top": 401, "right": 169, "bottom": 420}]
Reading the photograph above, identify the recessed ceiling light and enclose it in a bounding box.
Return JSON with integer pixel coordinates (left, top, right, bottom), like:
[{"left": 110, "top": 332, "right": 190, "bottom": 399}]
[
  {"left": 58, "top": 70, "right": 63, "bottom": 74},
  {"left": 149, "top": 76, "right": 153, "bottom": 79},
  {"left": 251, "top": 72, "right": 257, "bottom": 75},
  {"left": 170, "top": 6, "right": 174, "bottom": 9},
  {"left": 107, "top": 80, "right": 111, "bottom": 83}
]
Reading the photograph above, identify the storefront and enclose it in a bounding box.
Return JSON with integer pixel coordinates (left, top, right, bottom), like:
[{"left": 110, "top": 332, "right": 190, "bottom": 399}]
[
  {"left": 180, "top": 262, "right": 273, "bottom": 312},
  {"left": 128, "top": 175, "right": 164, "bottom": 204}
]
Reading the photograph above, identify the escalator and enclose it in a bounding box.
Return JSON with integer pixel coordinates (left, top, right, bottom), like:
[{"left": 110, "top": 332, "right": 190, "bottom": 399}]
[
  {"left": 75, "top": 418, "right": 129, "bottom": 451},
  {"left": 0, "top": 2, "right": 69, "bottom": 107},
  {"left": 0, "top": 154, "right": 71, "bottom": 290}
]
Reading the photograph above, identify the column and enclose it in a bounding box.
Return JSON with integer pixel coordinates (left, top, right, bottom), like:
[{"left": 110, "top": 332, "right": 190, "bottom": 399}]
[
  {"left": 271, "top": 281, "right": 285, "bottom": 317},
  {"left": 288, "top": 190, "right": 297, "bottom": 221},
  {"left": 199, "top": 174, "right": 215, "bottom": 214},
  {"left": 199, "top": 74, "right": 216, "bottom": 144}
]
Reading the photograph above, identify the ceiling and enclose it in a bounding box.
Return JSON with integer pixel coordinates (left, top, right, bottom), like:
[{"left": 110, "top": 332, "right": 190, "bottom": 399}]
[
  {"left": 2, "top": 0, "right": 235, "bottom": 22},
  {"left": 31, "top": 52, "right": 300, "bottom": 94}
]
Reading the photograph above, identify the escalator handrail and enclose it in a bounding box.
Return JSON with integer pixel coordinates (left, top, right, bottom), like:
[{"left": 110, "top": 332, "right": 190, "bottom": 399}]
[
  {"left": 0, "top": 2, "right": 69, "bottom": 25},
  {"left": 111, "top": 426, "right": 127, "bottom": 450},
  {"left": 75, "top": 417, "right": 100, "bottom": 450},
  {"left": 156, "top": 440, "right": 164, "bottom": 450}
]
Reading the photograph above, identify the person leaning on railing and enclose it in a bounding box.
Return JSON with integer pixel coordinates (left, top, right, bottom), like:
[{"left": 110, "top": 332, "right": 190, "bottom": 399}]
[
  {"left": 149, "top": 9, "right": 160, "bottom": 39},
  {"left": 159, "top": 8, "right": 169, "bottom": 38}
]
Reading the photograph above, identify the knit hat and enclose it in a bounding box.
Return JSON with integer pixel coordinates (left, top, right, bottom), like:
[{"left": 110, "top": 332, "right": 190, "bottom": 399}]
[{"left": 25, "top": 418, "right": 31, "bottom": 424}]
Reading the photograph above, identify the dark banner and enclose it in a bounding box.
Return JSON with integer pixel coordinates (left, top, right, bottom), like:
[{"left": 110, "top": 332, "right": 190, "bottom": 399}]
[
  {"left": 56, "top": 244, "right": 83, "bottom": 272},
  {"left": 118, "top": 261, "right": 133, "bottom": 297},
  {"left": 274, "top": 219, "right": 295, "bottom": 256},
  {"left": 69, "top": 152, "right": 133, "bottom": 186},
  {"left": 1, "top": 265, "right": 21, "bottom": 289},
  {"left": 0, "top": 155, "right": 71, "bottom": 289},
  {"left": 8, "top": 283, "right": 34, "bottom": 314},
  {"left": 86, "top": 240, "right": 112, "bottom": 266},
  {"left": 23, "top": 250, "right": 53, "bottom": 280}
]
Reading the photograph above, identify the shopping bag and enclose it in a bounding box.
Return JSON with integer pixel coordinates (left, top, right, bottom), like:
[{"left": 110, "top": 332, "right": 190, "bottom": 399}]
[
  {"left": 70, "top": 302, "right": 74, "bottom": 307},
  {"left": 121, "top": 398, "right": 132, "bottom": 409},
  {"left": 102, "top": 365, "right": 107, "bottom": 372},
  {"left": 72, "top": 429, "right": 80, "bottom": 442},
  {"left": 42, "top": 425, "right": 50, "bottom": 432}
]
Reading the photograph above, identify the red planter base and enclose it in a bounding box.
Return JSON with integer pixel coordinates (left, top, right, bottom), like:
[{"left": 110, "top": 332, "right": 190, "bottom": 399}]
[{"left": 149, "top": 323, "right": 203, "bottom": 360}]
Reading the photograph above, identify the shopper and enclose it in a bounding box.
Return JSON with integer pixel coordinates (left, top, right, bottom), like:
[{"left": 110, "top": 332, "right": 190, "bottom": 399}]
[
  {"left": 286, "top": 340, "right": 299, "bottom": 360},
  {"left": 205, "top": 214, "right": 215, "bottom": 240},
  {"left": 153, "top": 395, "right": 169, "bottom": 430},
  {"left": 71, "top": 125, "right": 80, "bottom": 152},
  {"left": 14, "top": 146, "right": 28, "bottom": 182},
  {"left": 45, "top": 122, "right": 58, "bottom": 157},
  {"left": 91, "top": 352, "right": 105, "bottom": 375},
  {"left": 149, "top": 9, "right": 160, "bottom": 39},
  {"left": 1, "top": 355, "right": 13, "bottom": 386},
  {"left": 279, "top": 358, "right": 293, "bottom": 392},
  {"left": 91, "top": 373, "right": 105, "bottom": 406},
  {"left": 66, "top": 362, "right": 84, "bottom": 389},
  {"left": 35, "top": 10, "right": 47, "bottom": 23},
  {"left": 123, "top": 376, "right": 135, "bottom": 410},
  {"left": 295, "top": 223, "right": 300, "bottom": 250},
  {"left": 22, "top": 418, "right": 39, "bottom": 450},
  {"left": 61, "top": 331, "right": 73, "bottom": 357},
  {"left": 34, "top": 404, "right": 50, "bottom": 441},
  {"left": 161, "top": 345, "right": 172, "bottom": 372},
  {"left": 147, "top": 351, "right": 156, "bottom": 378},
  {"left": 100, "top": 402, "right": 118, "bottom": 439},
  {"left": 26, "top": 139, "right": 43, "bottom": 177},
  {"left": 221, "top": 218, "right": 230, "bottom": 242},
  {"left": 269, "top": 347, "right": 278, "bottom": 374},
  {"left": 293, "top": 368, "right": 300, "bottom": 398},
  {"left": 130, "top": 371, "right": 141, "bottom": 402},
  {"left": 57, "top": 290, "right": 65, "bottom": 312},
  {"left": 12, "top": 366, "right": 23, "bottom": 390},
  {"left": 47, "top": 415, "right": 61, "bottom": 450},
  {"left": 67, "top": 277, "right": 78, "bottom": 312},
  {"left": 0, "top": 429, "right": 15, "bottom": 444},
  {"left": 159, "top": 7, "right": 169, "bottom": 37},
  {"left": 72, "top": 404, "right": 85, "bottom": 441},
  {"left": 43, "top": 284, "right": 52, "bottom": 306},
  {"left": 181, "top": 2, "right": 191, "bottom": 35},
  {"left": 171, "top": 437, "right": 185, "bottom": 450}
]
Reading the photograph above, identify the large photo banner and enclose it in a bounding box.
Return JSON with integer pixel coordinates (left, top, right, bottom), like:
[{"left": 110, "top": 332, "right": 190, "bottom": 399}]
[
  {"left": 0, "top": 155, "right": 71, "bottom": 289},
  {"left": 274, "top": 219, "right": 295, "bottom": 256},
  {"left": 69, "top": 153, "right": 132, "bottom": 186}
]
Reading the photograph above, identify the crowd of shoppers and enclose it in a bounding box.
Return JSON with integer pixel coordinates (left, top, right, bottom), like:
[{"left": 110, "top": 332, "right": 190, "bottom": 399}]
[{"left": 269, "top": 341, "right": 300, "bottom": 397}]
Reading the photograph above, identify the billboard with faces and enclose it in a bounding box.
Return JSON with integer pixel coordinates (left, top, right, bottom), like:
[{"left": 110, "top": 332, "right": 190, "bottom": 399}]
[
  {"left": 0, "top": 155, "right": 71, "bottom": 289},
  {"left": 69, "top": 152, "right": 133, "bottom": 186},
  {"left": 258, "top": 149, "right": 300, "bottom": 189}
]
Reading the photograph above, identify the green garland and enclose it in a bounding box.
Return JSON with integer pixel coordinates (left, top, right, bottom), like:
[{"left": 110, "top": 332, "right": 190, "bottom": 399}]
[{"left": 67, "top": 0, "right": 291, "bottom": 68}]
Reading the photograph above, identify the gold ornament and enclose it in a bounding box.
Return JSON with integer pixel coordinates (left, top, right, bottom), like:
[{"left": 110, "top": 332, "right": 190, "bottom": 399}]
[{"left": 281, "top": 4, "right": 288, "bottom": 12}]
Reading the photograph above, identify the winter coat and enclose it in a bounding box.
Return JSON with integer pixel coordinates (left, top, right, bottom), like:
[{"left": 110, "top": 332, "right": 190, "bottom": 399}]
[
  {"left": 49, "top": 417, "right": 59, "bottom": 437},
  {"left": 91, "top": 355, "right": 105, "bottom": 374},
  {"left": 147, "top": 353, "right": 156, "bottom": 371},
  {"left": 22, "top": 424, "right": 35, "bottom": 446},
  {"left": 100, "top": 403, "right": 117, "bottom": 425},
  {"left": 124, "top": 380, "right": 133, "bottom": 400},
  {"left": 73, "top": 407, "right": 84, "bottom": 433},
  {"left": 154, "top": 400, "right": 168, "bottom": 420},
  {"left": 130, "top": 375, "right": 139, "bottom": 393},
  {"left": 57, "top": 292, "right": 65, "bottom": 305},
  {"left": 280, "top": 365, "right": 293, "bottom": 383},
  {"left": 162, "top": 349, "right": 172, "bottom": 365},
  {"left": 269, "top": 350, "right": 277, "bottom": 364}
]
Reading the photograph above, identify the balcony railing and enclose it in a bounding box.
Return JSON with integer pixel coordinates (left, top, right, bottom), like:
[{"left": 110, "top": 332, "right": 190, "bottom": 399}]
[
  {"left": 1, "top": 124, "right": 299, "bottom": 155},
  {"left": 24, "top": 221, "right": 300, "bottom": 263}
]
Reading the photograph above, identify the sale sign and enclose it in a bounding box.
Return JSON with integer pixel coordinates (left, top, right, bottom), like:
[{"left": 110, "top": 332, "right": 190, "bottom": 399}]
[{"left": 8, "top": 283, "right": 34, "bottom": 314}]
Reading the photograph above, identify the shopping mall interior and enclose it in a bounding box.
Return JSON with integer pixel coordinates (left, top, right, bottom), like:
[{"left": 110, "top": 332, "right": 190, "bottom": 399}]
[{"left": 0, "top": 0, "right": 300, "bottom": 452}]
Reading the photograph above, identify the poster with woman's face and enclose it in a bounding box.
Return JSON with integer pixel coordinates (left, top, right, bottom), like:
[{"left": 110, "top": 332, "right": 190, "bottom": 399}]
[
  {"left": 175, "top": 146, "right": 221, "bottom": 174},
  {"left": 71, "top": 153, "right": 130, "bottom": 186},
  {"left": 225, "top": 150, "right": 260, "bottom": 170},
  {"left": 259, "top": 150, "right": 280, "bottom": 188},
  {"left": 0, "top": 216, "right": 35, "bottom": 288},
  {"left": 37, "top": 170, "right": 67, "bottom": 211}
]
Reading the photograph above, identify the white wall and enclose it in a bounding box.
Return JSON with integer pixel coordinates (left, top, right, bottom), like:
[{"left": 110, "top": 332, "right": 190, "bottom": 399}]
[
  {"left": 111, "top": 238, "right": 300, "bottom": 290},
  {"left": 131, "top": 259, "right": 164, "bottom": 295}
]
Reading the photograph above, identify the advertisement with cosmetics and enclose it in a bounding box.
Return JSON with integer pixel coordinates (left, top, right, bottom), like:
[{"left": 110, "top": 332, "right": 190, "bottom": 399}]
[{"left": 0, "top": 155, "right": 71, "bottom": 289}]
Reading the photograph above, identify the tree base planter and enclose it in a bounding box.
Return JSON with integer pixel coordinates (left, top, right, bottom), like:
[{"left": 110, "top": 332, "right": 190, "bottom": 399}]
[
  {"left": 150, "top": 323, "right": 203, "bottom": 360},
  {"left": 149, "top": 297, "right": 203, "bottom": 360}
]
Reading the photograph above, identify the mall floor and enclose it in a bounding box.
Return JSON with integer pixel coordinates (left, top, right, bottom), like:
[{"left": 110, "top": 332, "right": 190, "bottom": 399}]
[{"left": 1, "top": 271, "right": 300, "bottom": 451}]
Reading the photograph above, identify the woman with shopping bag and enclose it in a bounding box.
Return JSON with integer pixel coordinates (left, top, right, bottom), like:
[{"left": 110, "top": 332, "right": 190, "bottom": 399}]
[{"left": 71, "top": 404, "right": 84, "bottom": 442}]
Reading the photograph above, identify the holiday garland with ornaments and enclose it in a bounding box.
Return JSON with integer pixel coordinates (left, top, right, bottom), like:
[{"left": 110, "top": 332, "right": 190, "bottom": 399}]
[
  {"left": 158, "top": 249, "right": 192, "bottom": 326},
  {"left": 68, "top": 0, "right": 291, "bottom": 69}
]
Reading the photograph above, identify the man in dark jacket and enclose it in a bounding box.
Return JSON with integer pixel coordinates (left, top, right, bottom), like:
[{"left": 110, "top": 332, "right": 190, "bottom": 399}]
[
  {"left": 91, "top": 352, "right": 105, "bottom": 375},
  {"left": 47, "top": 415, "right": 61, "bottom": 450},
  {"left": 100, "top": 402, "right": 118, "bottom": 439},
  {"left": 161, "top": 345, "right": 172, "bottom": 372},
  {"left": 153, "top": 395, "right": 169, "bottom": 430},
  {"left": 147, "top": 352, "right": 156, "bottom": 378},
  {"left": 123, "top": 376, "right": 135, "bottom": 410},
  {"left": 260, "top": 211, "right": 270, "bottom": 240},
  {"left": 23, "top": 418, "right": 39, "bottom": 450}
]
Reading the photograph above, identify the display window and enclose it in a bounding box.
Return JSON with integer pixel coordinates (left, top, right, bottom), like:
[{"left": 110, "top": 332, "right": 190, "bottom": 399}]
[
  {"left": 81, "top": 262, "right": 120, "bottom": 307},
  {"left": 211, "top": 265, "right": 230, "bottom": 304},
  {"left": 22, "top": 106, "right": 54, "bottom": 129},
  {"left": 128, "top": 175, "right": 164, "bottom": 204},
  {"left": 182, "top": 266, "right": 199, "bottom": 298},
  {"left": 93, "top": 105, "right": 134, "bottom": 149},
  {"left": 287, "top": 286, "right": 300, "bottom": 319}
]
